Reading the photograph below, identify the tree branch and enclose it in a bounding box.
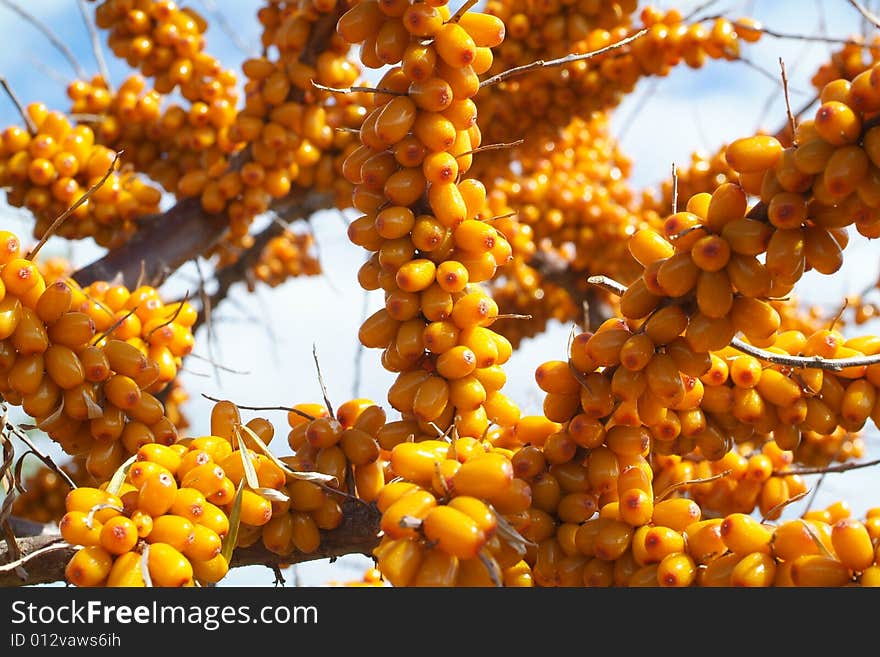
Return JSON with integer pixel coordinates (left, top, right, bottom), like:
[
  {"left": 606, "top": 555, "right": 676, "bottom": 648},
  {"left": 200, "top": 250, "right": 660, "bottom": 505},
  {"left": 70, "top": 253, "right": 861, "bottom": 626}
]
[
  {"left": 0, "top": 499, "right": 380, "bottom": 587},
  {"left": 71, "top": 196, "right": 229, "bottom": 288},
  {"left": 586, "top": 275, "right": 880, "bottom": 371}
]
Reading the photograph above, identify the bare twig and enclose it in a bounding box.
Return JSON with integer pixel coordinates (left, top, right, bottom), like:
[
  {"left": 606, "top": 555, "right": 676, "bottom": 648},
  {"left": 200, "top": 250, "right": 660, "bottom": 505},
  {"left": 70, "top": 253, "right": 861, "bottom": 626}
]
[
  {"left": 352, "top": 290, "right": 369, "bottom": 399},
  {"left": 761, "top": 489, "right": 809, "bottom": 523},
  {"left": 26, "top": 54, "right": 69, "bottom": 87},
  {"left": 310, "top": 81, "right": 404, "bottom": 96},
  {"left": 3, "top": 413, "right": 77, "bottom": 490},
  {"left": 458, "top": 140, "right": 525, "bottom": 157},
  {"left": 449, "top": 0, "right": 479, "bottom": 22},
  {"left": 76, "top": 0, "right": 111, "bottom": 91},
  {"left": 27, "top": 151, "right": 122, "bottom": 260},
  {"left": 726, "top": 18, "right": 869, "bottom": 46},
  {"left": 480, "top": 28, "right": 649, "bottom": 88},
  {"left": 586, "top": 275, "right": 880, "bottom": 371},
  {"left": 188, "top": 352, "right": 250, "bottom": 375},
  {"left": 654, "top": 469, "right": 733, "bottom": 502},
  {"left": 772, "top": 458, "right": 880, "bottom": 477},
  {"left": 848, "top": 0, "right": 880, "bottom": 28},
  {"left": 200, "top": 394, "right": 317, "bottom": 422},
  {"left": 0, "top": 0, "right": 87, "bottom": 79},
  {"left": 312, "top": 344, "right": 334, "bottom": 418},
  {"left": 0, "top": 77, "right": 36, "bottom": 134},
  {"left": 197, "top": 0, "right": 260, "bottom": 58},
  {"left": 671, "top": 162, "right": 678, "bottom": 215},
  {"left": 779, "top": 57, "right": 797, "bottom": 144}
]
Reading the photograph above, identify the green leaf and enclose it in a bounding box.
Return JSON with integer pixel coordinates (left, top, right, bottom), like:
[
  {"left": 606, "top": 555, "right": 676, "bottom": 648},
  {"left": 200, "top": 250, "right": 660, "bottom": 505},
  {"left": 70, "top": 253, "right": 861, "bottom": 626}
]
[{"left": 220, "top": 479, "right": 245, "bottom": 564}]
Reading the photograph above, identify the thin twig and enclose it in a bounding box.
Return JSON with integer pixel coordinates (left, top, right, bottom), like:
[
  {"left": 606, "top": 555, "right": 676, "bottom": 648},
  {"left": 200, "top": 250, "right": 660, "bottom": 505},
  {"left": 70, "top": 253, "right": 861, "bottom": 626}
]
[
  {"left": 147, "top": 291, "right": 189, "bottom": 339},
  {"left": 779, "top": 57, "right": 797, "bottom": 144},
  {"left": 458, "top": 140, "right": 525, "bottom": 158},
  {"left": 310, "top": 81, "right": 404, "bottom": 96},
  {"left": 0, "top": 0, "right": 87, "bottom": 79},
  {"left": 91, "top": 305, "right": 139, "bottom": 345},
  {"left": 479, "top": 28, "right": 649, "bottom": 88},
  {"left": 26, "top": 55, "right": 69, "bottom": 87},
  {"left": 188, "top": 352, "right": 250, "bottom": 375},
  {"left": 848, "top": 0, "right": 880, "bottom": 28},
  {"left": 312, "top": 344, "right": 334, "bottom": 418},
  {"left": 352, "top": 290, "right": 369, "bottom": 399},
  {"left": 3, "top": 411, "right": 77, "bottom": 490},
  {"left": 616, "top": 77, "right": 660, "bottom": 143},
  {"left": 671, "top": 162, "right": 678, "bottom": 215},
  {"left": 197, "top": 0, "right": 260, "bottom": 58},
  {"left": 449, "top": 0, "right": 479, "bottom": 23},
  {"left": 0, "top": 78, "right": 36, "bottom": 134},
  {"left": 200, "top": 394, "right": 317, "bottom": 422},
  {"left": 725, "top": 18, "right": 869, "bottom": 46},
  {"left": 586, "top": 275, "right": 880, "bottom": 371},
  {"left": 761, "top": 489, "right": 809, "bottom": 523},
  {"left": 27, "top": 151, "right": 122, "bottom": 260},
  {"left": 654, "top": 469, "right": 733, "bottom": 502},
  {"left": 76, "top": 0, "right": 111, "bottom": 92},
  {"left": 193, "top": 258, "right": 220, "bottom": 386},
  {"left": 682, "top": 0, "right": 722, "bottom": 22},
  {"left": 772, "top": 458, "right": 880, "bottom": 477}
]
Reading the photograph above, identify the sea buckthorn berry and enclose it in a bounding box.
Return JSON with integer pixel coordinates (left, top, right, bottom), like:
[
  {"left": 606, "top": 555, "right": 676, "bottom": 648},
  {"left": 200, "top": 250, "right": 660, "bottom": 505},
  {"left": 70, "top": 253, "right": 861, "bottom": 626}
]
[
  {"left": 690, "top": 235, "right": 731, "bottom": 272},
  {"left": 423, "top": 505, "right": 486, "bottom": 559},
  {"left": 59, "top": 511, "right": 102, "bottom": 546},
  {"left": 790, "top": 555, "right": 851, "bottom": 587},
  {"left": 147, "top": 543, "right": 193, "bottom": 587},
  {"left": 720, "top": 513, "right": 773, "bottom": 554},
  {"left": 814, "top": 101, "right": 861, "bottom": 146},
  {"left": 65, "top": 545, "right": 113, "bottom": 587},
  {"left": 451, "top": 451, "right": 514, "bottom": 499},
  {"left": 657, "top": 552, "right": 697, "bottom": 587},
  {"left": 629, "top": 228, "right": 674, "bottom": 267},
  {"left": 725, "top": 135, "right": 783, "bottom": 173},
  {"left": 730, "top": 551, "right": 776, "bottom": 587},
  {"left": 148, "top": 515, "right": 195, "bottom": 552},
  {"left": 137, "top": 470, "right": 179, "bottom": 516},
  {"left": 831, "top": 518, "right": 874, "bottom": 571}
]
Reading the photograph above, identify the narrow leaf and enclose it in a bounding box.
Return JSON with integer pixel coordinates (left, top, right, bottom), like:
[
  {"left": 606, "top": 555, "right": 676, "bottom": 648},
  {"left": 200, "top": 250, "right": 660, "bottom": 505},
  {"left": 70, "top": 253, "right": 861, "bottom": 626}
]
[
  {"left": 244, "top": 424, "right": 337, "bottom": 486},
  {"left": 221, "top": 479, "right": 245, "bottom": 564},
  {"left": 235, "top": 427, "right": 260, "bottom": 491},
  {"left": 106, "top": 455, "right": 138, "bottom": 496},
  {"left": 140, "top": 544, "right": 153, "bottom": 588}
]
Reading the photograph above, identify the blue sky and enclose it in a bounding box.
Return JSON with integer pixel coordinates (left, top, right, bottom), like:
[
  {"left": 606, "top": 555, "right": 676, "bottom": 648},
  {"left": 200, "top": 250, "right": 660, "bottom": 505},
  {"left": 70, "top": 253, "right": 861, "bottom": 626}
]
[{"left": 2, "top": 1, "right": 880, "bottom": 585}]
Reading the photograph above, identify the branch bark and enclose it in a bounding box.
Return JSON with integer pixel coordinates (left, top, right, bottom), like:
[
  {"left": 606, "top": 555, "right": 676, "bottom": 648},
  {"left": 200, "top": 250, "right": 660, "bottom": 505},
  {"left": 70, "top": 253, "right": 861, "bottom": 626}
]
[
  {"left": 72, "top": 196, "right": 228, "bottom": 289},
  {"left": 70, "top": 1, "right": 347, "bottom": 291},
  {"left": 0, "top": 499, "right": 381, "bottom": 587}
]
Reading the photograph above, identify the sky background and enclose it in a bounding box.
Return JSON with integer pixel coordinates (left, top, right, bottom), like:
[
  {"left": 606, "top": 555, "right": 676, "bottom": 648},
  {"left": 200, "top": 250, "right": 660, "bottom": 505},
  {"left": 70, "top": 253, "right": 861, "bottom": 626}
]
[{"left": 2, "top": 0, "right": 880, "bottom": 586}]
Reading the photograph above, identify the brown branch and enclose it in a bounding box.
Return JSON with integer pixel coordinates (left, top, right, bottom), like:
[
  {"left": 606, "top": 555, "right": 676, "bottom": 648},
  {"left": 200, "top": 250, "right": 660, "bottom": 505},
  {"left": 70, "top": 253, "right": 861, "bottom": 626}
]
[
  {"left": 0, "top": 500, "right": 380, "bottom": 587},
  {"left": 779, "top": 57, "right": 797, "bottom": 143},
  {"left": 480, "top": 28, "right": 649, "bottom": 88},
  {"left": 772, "top": 458, "right": 880, "bottom": 477},
  {"left": 586, "top": 275, "right": 880, "bottom": 371},
  {"left": 71, "top": 196, "right": 229, "bottom": 288},
  {"left": 72, "top": 0, "right": 345, "bottom": 290}
]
